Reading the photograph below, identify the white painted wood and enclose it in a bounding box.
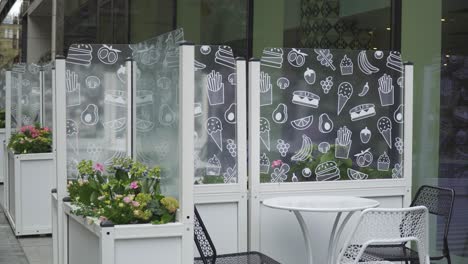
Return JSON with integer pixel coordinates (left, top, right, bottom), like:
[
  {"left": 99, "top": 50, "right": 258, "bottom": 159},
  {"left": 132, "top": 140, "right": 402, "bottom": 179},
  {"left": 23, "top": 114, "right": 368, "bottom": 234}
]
[
  {"left": 403, "top": 63, "right": 414, "bottom": 207},
  {"left": 4, "top": 151, "right": 54, "bottom": 236},
  {"left": 4, "top": 71, "right": 11, "bottom": 212},
  {"left": 0, "top": 130, "right": 5, "bottom": 183}
]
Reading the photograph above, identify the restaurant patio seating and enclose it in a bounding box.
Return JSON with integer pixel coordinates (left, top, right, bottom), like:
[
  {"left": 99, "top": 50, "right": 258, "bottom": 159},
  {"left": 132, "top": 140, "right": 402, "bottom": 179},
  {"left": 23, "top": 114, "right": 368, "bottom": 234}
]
[
  {"left": 194, "top": 206, "right": 281, "bottom": 264},
  {"left": 337, "top": 206, "right": 429, "bottom": 264}
]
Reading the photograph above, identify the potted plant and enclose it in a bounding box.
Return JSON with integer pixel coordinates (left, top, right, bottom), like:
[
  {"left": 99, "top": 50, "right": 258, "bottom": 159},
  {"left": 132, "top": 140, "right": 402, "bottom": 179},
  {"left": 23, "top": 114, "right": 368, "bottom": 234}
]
[
  {"left": 5, "top": 124, "right": 55, "bottom": 236},
  {"left": 63, "top": 158, "right": 190, "bottom": 264}
]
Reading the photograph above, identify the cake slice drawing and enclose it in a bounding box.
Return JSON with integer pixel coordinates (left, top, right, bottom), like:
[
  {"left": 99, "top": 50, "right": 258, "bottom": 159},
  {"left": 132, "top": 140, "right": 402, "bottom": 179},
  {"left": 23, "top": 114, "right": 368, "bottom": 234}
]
[
  {"left": 206, "top": 117, "right": 223, "bottom": 151},
  {"left": 261, "top": 48, "right": 283, "bottom": 68},
  {"left": 386, "top": 51, "right": 403, "bottom": 73},
  {"left": 337, "top": 82, "right": 353, "bottom": 115},
  {"left": 215, "top": 46, "right": 236, "bottom": 69},
  {"left": 260, "top": 117, "right": 271, "bottom": 151}
]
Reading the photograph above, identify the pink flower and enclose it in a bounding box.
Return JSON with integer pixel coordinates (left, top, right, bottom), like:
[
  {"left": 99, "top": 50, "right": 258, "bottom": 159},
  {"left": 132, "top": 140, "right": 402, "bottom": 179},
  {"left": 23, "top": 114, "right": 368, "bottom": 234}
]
[
  {"left": 43, "top": 127, "right": 50, "bottom": 132},
  {"left": 123, "top": 196, "right": 132, "bottom": 204},
  {"left": 31, "top": 132, "right": 39, "bottom": 138},
  {"left": 93, "top": 163, "right": 105, "bottom": 173},
  {"left": 271, "top": 160, "right": 283, "bottom": 168},
  {"left": 98, "top": 216, "right": 108, "bottom": 222},
  {"left": 130, "top": 181, "right": 139, "bottom": 190},
  {"left": 132, "top": 201, "right": 140, "bottom": 207}
]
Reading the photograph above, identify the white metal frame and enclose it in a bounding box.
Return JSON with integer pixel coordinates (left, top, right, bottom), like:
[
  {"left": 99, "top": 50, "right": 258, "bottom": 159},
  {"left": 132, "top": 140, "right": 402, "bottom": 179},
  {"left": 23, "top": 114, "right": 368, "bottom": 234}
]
[
  {"left": 247, "top": 60, "right": 415, "bottom": 253},
  {"left": 3, "top": 70, "right": 12, "bottom": 209},
  {"left": 193, "top": 58, "right": 248, "bottom": 253}
]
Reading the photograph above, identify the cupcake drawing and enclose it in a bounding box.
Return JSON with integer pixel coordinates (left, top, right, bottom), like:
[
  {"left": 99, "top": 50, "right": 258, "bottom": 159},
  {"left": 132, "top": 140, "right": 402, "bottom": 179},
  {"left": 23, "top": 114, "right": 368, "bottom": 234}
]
[
  {"left": 377, "top": 152, "right": 390, "bottom": 171},
  {"left": 260, "top": 153, "right": 271, "bottom": 174},
  {"left": 66, "top": 119, "right": 79, "bottom": 155},
  {"left": 340, "top": 55, "right": 353, "bottom": 75},
  {"left": 206, "top": 70, "right": 225, "bottom": 105},
  {"left": 260, "top": 117, "right": 271, "bottom": 151},
  {"left": 378, "top": 74, "right": 394, "bottom": 106},
  {"left": 206, "top": 155, "right": 221, "bottom": 176},
  {"left": 260, "top": 71, "right": 272, "bottom": 106},
  {"left": 206, "top": 117, "right": 223, "bottom": 151}
]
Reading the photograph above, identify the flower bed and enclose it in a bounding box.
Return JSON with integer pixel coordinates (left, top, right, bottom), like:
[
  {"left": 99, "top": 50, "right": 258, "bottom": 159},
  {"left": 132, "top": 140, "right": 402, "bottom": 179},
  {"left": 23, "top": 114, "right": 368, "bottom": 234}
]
[{"left": 8, "top": 124, "right": 52, "bottom": 154}]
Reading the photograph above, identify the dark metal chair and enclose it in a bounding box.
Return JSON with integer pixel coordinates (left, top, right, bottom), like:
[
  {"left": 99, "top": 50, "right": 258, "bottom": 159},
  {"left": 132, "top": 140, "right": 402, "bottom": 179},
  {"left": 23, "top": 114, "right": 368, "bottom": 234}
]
[
  {"left": 363, "top": 185, "right": 455, "bottom": 264},
  {"left": 194, "top": 206, "right": 281, "bottom": 264}
]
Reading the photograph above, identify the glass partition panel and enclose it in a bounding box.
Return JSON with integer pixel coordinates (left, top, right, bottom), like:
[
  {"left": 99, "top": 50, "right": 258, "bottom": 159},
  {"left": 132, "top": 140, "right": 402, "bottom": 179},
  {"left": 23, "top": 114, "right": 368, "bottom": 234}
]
[
  {"left": 10, "top": 63, "right": 41, "bottom": 130},
  {"left": 259, "top": 48, "right": 404, "bottom": 182},
  {"left": 0, "top": 69, "right": 5, "bottom": 129},
  {"left": 65, "top": 44, "right": 131, "bottom": 178},
  {"left": 42, "top": 62, "right": 54, "bottom": 129},
  {"left": 193, "top": 45, "right": 238, "bottom": 184},
  {"left": 133, "top": 29, "right": 184, "bottom": 197}
]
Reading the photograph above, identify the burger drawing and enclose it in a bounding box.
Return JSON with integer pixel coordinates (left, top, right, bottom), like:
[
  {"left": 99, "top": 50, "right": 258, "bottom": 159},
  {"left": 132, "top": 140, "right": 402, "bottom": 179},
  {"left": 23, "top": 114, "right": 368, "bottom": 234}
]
[{"left": 315, "top": 161, "right": 340, "bottom": 181}]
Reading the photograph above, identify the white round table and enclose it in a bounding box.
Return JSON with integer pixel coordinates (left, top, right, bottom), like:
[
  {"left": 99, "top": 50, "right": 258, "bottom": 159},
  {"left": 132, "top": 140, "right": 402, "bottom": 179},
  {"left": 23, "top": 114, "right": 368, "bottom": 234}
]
[{"left": 262, "top": 196, "right": 379, "bottom": 264}]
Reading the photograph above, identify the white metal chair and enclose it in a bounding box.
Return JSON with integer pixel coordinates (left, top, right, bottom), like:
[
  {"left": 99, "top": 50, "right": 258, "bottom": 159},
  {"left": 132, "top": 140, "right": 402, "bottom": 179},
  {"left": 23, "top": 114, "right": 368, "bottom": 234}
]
[{"left": 337, "top": 206, "right": 430, "bottom": 264}]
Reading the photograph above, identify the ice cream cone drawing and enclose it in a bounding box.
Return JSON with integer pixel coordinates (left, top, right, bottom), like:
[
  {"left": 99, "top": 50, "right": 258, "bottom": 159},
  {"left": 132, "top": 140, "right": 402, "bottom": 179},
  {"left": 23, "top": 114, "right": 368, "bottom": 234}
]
[
  {"left": 206, "top": 117, "right": 223, "bottom": 151},
  {"left": 378, "top": 74, "right": 394, "bottom": 106},
  {"left": 337, "top": 82, "right": 353, "bottom": 115},
  {"left": 66, "top": 119, "right": 79, "bottom": 155},
  {"left": 335, "top": 126, "right": 352, "bottom": 159},
  {"left": 260, "top": 117, "right": 271, "bottom": 151},
  {"left": 206, "top": 70, "right": 224, "bottom": 105},
  {"left": 377, "top": 117, "right": 392, "bottom": 148},
  {"left": 260, "top": 71, "right": 273, "bottom": 106}
]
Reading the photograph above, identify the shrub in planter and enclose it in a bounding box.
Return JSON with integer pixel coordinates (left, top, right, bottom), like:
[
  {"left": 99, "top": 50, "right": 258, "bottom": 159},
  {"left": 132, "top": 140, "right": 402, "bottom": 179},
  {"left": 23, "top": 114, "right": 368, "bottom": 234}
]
[
  {"left": 0, "top": 109, "right": 5, "bottom": 128},
  {"left": 8, "top": 124, "right": 52, "bottom": 154},
  {"left": 67, "top": 158, "right": 179, "bottom": 225}
]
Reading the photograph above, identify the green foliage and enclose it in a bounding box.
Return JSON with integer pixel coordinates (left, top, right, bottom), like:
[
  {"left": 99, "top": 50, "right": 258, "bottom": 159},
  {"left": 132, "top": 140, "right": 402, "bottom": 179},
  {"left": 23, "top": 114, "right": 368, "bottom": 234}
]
[
  {"left": 68, "top": 158, "right": 178, "bottom": 225},
  {"left": 7, "top": 124, "right": 52, "bottom": 154}
]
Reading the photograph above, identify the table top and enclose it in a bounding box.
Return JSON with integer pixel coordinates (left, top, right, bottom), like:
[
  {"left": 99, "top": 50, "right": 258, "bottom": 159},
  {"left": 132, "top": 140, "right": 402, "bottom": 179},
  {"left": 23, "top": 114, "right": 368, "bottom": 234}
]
[{"left": 262, "top": 195, "right": 380, "bottom": 212}]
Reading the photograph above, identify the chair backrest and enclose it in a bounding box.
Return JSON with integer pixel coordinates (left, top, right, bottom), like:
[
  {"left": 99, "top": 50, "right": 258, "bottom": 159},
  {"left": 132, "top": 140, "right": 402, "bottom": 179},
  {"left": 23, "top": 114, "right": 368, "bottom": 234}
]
[
  {"left": 410, "top": 185, "right": 455, "bottom": 248},
  {"left": 338, "top": 206, "right": 430, "bottom": 264},
  {"left": 194, "top": 206, "right": 217, "bottom": 264}
]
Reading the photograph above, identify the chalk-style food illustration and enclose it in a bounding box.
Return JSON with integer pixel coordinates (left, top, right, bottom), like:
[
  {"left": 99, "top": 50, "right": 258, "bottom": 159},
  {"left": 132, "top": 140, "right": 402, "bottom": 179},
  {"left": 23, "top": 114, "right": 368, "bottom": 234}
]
[
  {"left": 81, "top": 104, "right": 99, "bottom": 126},
  {"left": 271, "top": 163, "right": 290, "bottom": 183},
  {"left": 224, "top": 103, "right": 236, "bottom": 124},
  {"left": 104, "top": 90, "right": 127, "bottom": 107},
  {"left": 228, "top": 73, "right": 237, "bottom": 85},
  {"left": 194, "top": 60, "right": 206, "bottom": 71},
  {"left": 66, "top": 119, "right": 79, "bottom": 155},
  {"left": 347, "top": 168, "right": 369, "bottom": 180},
  {"left": 349, "top": 104, "right": 376, "bottom": 121},
  {"left": 394, "top": 104, "right": 404, "bottom": 123},
  {"left": 314, "top": 49, "right": 336, "bottom": 71},
  {"left": 277, "top": 77, "right": 290, "bottom": 90},
  {"left": 276, "top": 139, "right": 290, "bottom": 157},
  {"left": 395, "top": 137, "right": 404, "bottom": 155},
  {"left": 318, "top": 113, "right": 333, "bottom": 133},
  {"left": 260, "top": 153, "right": 270, "bottom": 174},
  {"left": 340, "top": 55, "right": 353, "bottom": 75},
  {"left": 392, "top": 162, "right": 403, "bottom": 178},
  {"left": 135, "top": 90, "right": 153, "bottom": 106},
  {"left": 261, "top": 48, "right": 284, "bottom": 68},
  {"left": 223, "top": 165, "right": 237, "bottom": 184},
  {"left": 374, "top": 50, "right": 384, "bottom": 59},
  {"left": 66, "top": 70, "right": 81, "bottom": 107},
  {"left": 215, "top": 46, "right": 236, "bottom": 69},
  {"left": 318, "top": 142, "right": 330, "bottom": 154},
  {"left": 292, "top": 173, "right": 299, "bottom": 182},
  {"left": 136, "top": 118, "right": 154, "bottom": 133},
  {"left": 378, "top": 74, "right": 394, "bottom": 106},
  {"left": 360, "top": 127, "right": 372, "bottom": 143},
  {"left": 292, "top": 91, "right": 320, "bottom": 108},
  {"left": 397, "top": 77, "right": 404, "bottom": 88},
  {"left": 377, "top": 152, "right": 390, "bottom": 171},
  {"left": 206, "top": 117, "right": 223, "bottom": 151},
  {"left": 227, "top": 139, "right": 237, "bottom": 158},
  {"left": 67, "top": 44, "right": 93, "bottom": 66},
  {"left": 97, "top": 45, "right": 121, "bottom": 65},
  {"left": 315, "top": 161, "right": 340, "bottom": 181},
  {"left": 287, "top": 49, "right": 308, "bottom": 67},
  {"left": 206, "top": 154, "right": 221, "bottom": 176},
  {"left": 158, "top": 104, "right": 176, "bottom": 126},
  {"left": 337, "top": 82, "right": 353, "bottom": 115},
  {"left": 103, "top": 117, "right": 126, "bottom": 132},
  {"left": 290, "top": 115, "right": 313, "bottom": 130},
  {"left": 200, "top": 45, "right": 211, "bottom": 55},
  {"left": 320, "top": 76, "right": 333, "bottom": 94},
  {"left": 272, "top": 103, "right": 288, "bottom": 124},
  {"left": 304, "top": 68, "right": 316, "bottom": 85},
  {"left": 85, "top": 76, "right": 100, "bottom": 89},
  {"left": 358, "top": 82, "right": 370, "bottom": 97},
  {"left": 260, "top": 117, "right": 271, "bottom": 151},
  {"left": 291, "top": 135, "right": 313, "bottom": 161},
  {"left": 302, "top": 168, "right": 312, "bottom": 178},
  {"left": 377, "top": 116, "right": 392, "bottom": 148},
  {"left": 357, "top": 51, "right": 379, "bottom": 75},
  {"left": 206, "top": 70, "right": 225, "bottom": 106},
  {"left": 386, "top": 51, "right": 403, "bottom": 73},
  {"left": 355, "top": 148, "right": 373, "bottom": 167},
  {"left": 194, "top": 103, "right": 202, "bottom": 117},
  {"left": 260, "top": 71, "right": 273, "bottom": 106},
  {"left": 335, "top": 126, "right": 352, "bottom": 159}
]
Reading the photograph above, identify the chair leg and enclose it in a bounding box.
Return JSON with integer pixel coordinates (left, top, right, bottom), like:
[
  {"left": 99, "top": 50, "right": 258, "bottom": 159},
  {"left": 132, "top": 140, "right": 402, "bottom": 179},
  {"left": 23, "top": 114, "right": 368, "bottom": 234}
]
[{"left": 446, "top": 254, "right": 452, "bottom": 264}]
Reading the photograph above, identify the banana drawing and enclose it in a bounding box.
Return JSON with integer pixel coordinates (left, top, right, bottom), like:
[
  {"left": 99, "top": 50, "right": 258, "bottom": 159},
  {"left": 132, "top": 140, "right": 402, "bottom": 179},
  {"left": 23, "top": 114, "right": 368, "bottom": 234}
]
[
  {"left": 358, "top": 51, "right": 379, "bottom": 75},
  {"left": 291, "top": 135, "right": 313, "bottom": 161}
]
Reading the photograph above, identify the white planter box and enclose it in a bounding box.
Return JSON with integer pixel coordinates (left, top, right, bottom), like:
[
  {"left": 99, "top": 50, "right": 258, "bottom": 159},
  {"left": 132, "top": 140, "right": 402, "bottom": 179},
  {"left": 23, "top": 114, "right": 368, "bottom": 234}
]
[
  {"left": 0, "top": 129, "right": 5, "bottom": 183},
  {"left": 5, "top": 151, "right": 55, "bottom": 236},
  {"left": 63, "top": 202, "right": 191, "bottom": 264}
]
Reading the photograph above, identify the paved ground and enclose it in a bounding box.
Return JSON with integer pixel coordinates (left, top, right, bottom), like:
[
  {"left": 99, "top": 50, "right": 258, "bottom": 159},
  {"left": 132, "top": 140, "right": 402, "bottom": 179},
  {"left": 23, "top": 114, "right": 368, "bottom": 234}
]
[{"left": 0, "top": 185, "right": 53, "bottom": 264}]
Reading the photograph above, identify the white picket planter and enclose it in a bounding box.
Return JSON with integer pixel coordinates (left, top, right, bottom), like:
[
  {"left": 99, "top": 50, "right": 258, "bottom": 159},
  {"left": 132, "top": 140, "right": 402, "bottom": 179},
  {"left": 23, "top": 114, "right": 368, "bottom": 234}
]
[
  {"left": 5, "top": 151, "right": 55, "bottom": 236},
  {"left": 63, "top": 202, "right": 191, "bottom": 264}
]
